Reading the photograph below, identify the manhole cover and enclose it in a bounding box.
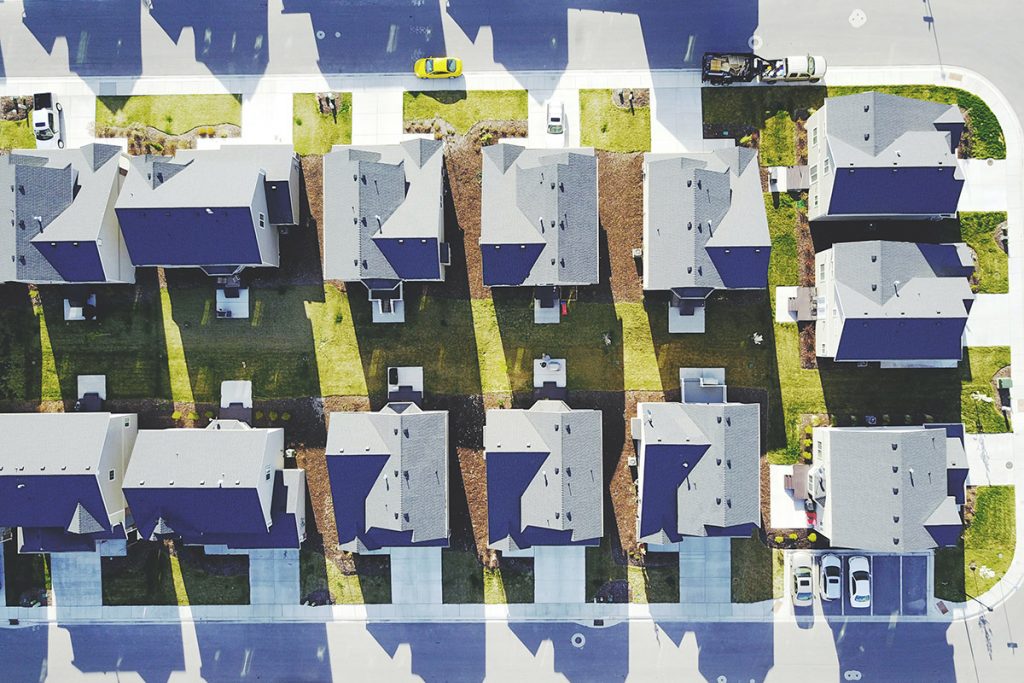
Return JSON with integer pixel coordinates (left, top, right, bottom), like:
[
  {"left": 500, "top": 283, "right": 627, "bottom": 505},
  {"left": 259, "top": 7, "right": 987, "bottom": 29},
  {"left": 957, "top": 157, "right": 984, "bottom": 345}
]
[
  {"left": 334, "top": 31, "right": 341, "bottom": 38},
  {"left": 315, "top": 30, "right": 326, "bottom": 40},
  {"left": 717, "top": 677, "right": 727, "bottom": 683},
  {"left": 844, "top": 671, "right": 863, "bottom": 681},
  {"left": 570, "top": 633, "right": 586, "bottom": 648},
  {"left": 849, "top": 9, "right": 867, "bottom": 28},
  {"left": 748, "top": 35, "right": 763, "bottom": 51},
  {"left": 1006, "top": 461, "right": 1014, "bottom": 469}
]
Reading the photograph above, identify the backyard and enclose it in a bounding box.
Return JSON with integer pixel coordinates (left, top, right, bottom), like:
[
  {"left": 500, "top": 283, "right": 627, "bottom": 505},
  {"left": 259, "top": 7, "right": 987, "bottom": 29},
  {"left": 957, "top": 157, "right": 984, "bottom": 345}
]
[
  {"left": 403, "top": 90, "right": 528, "bottom": 135},
  {"left": 935, "top": 485, "right": 1016, "bottom": 602},
  {"left": 579, "top": 88, "right": 651, "bottom": 153},
  {"left": 293, "top": 92, "right": 352, "bottom": 156}
]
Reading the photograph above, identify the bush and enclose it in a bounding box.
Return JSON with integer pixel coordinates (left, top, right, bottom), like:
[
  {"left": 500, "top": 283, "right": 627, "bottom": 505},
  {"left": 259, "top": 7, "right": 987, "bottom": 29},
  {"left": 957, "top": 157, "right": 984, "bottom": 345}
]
[
  {"left": 172, "top": 410, "right": 181, "bottom": 420},
  {"left": 788, "top": 533, "right": 798, "bottom": 541},
  {"left": 255, "top": 410, "right": 264, "bottom": 420},
  {"left": 188, "top": 411, "right": 198, "bottom": 420},
  {"left": 334, "top": 313, "right": 344, "bottom": 324},
  {"left": 804, "top": 425, "right": 813, "bottom": 435},
  {"left": 738, "top": 134, "right": 753, "bottom": 146},
  {"left": 269, "top": 411, "right": 279, "bottom": 421},
  {"left": 774, "top": 535, "right": 784, "bottom": 544},
  {"left": 802, "top": 439, "right": 813, "bottom": 449},
  {"left": 808, "top": 532, "right": 817, "bottom": 542},
  {"left": 282, "top": 412, "right": 291, "bottom": 421},
  {"left": 203, "top": 410, "right": 214, "bottom": 419}
]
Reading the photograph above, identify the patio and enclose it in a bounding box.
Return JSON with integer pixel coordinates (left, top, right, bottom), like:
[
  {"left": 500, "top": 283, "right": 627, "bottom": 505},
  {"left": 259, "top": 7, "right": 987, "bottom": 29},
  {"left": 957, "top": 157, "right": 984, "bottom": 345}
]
[{"left": 769, "top": 465, "right": 813, "bottom": 529}]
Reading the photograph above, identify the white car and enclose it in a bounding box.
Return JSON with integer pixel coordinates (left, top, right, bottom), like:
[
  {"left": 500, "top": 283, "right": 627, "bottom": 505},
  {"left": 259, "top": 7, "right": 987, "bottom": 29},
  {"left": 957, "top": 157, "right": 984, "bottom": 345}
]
[
  {"left": 848, "top": 555, "right": 871, "bottom": 609},
  {"left": 32, "top": 93, "right": 64, "bottom": 149},
  {"left": 791, "top": 552, "right": 814, "bottom": 607},
  {"left": 819, "top": 553, "right": 842, "bottom": 601},
  {"left": 546, "top": 100, "right": 565, "bottom": 146}
]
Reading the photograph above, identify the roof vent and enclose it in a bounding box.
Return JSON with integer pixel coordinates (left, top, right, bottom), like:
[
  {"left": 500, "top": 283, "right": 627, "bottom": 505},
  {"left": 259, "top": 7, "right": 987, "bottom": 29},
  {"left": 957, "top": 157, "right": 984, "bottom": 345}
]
[
  {"left": 893, "top": 537, "right": 900, "bottom": 545},
  {"left": 893, "top": 515, "right": 900, "bottom": 523},
  {"left": 864, "top": 133, "right": 870, "bottom": 141},
  {"left": 864, "top": 104, "right": 870, "bottom": 112},
  {"left": 715, "top": 497, "right": 722, "bottom": 505},
  {"left": 199, "top": 480, "right": 205, "bottom": 486},
  {"left": 687, "top": 222, "right": 692, "bottom": 230},
  {"left": 892, "top": 466, "right": 899, "bottom": 473},
  {"left": 716, "top": 458, "right": 722, "bottom": 466},
  {"left": 891, "top": 443, "right": 898, "bottom": 450},
  {"left": 892, "top": 487, "right": 899, "bottom": 495},
  {"left": 205, "top": 208, "right": 213, "bottom": 215}
]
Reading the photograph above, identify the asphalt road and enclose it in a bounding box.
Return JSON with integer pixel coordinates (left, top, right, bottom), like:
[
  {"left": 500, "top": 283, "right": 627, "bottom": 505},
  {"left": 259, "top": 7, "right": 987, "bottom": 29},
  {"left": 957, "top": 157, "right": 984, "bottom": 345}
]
[{"left": 1, "top": 1, "right": 1023, "bottom": 681}]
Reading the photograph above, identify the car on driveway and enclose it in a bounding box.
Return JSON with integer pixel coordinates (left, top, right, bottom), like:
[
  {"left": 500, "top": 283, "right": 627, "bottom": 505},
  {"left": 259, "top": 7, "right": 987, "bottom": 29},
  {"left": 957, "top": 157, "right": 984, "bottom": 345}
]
[
  {"left": 32, "top": 92, "right": 63, "bottom": 149},
  {"left": 819, "top": 553, "right": 842, "bottom": 601},
  {"left": 848, "top": 555, "right": 871, "bottom": 609},
  {"left": 546, "top": 100, "right": 565, "bottom": 146},
  {"left": 414, "top": 57, "right": 463, "bottom": 79},
  {"left": 791, "top": 552, "right": 814, "bottom": 607}
]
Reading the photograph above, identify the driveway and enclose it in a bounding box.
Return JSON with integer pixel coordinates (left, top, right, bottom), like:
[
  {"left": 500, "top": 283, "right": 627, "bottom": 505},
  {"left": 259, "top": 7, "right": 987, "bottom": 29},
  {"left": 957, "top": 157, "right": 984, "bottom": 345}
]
[
  {"left": 389, "top": 547, "right": 442, "bottom": 605},
  {"left": 815, "top": 552, "right": 930, "bottom": 618},
  {"left": 248, "top": 548, "right": 300, "bottom": 606},
  {"left": 50, "top": 552, "right": 102, "bottom": 607},
  {"left": 533, "top": 546, "right": 585, "bottom": 604}
]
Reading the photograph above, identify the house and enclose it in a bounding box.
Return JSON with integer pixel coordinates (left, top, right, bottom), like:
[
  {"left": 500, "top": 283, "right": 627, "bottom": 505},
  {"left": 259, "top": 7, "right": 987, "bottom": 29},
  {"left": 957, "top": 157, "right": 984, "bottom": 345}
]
[
  {"left": 325, "top": 401, "right": 449, "bottom": 552},
  {"left": 815, "top": 240, "right": 975, "bottom": 367},
  {"left": 642, "top": 147, "right": 770, "bottom": 333},
  {"left": 480, "top": 143, "right": 598, "bottom": 323},
  {"left": 0, "top": 144, "right": 134, "bottom": 285},
  {"left": 0, "top": 412, "right": 138, "bottom": 553},
  {"left": 115, "top": 145, "right": 300, "bottom": 275},
  {"left": 122, "top": 420, "right": 305, "bottom": 550},
  {"left": 323, "top": 139, "right": 447, "bottom": 323},
  {"left": 485, "top": 400, "right": 603, "bottom": 552},
  {"left": 807, "top": 425, "right": 967, "bottom": 552},
  {"left": 632, "top": 369, "right": 761, "bottom": 546},
  {"left": 807, "top": 91, "right": 965, "bottom": 221}
]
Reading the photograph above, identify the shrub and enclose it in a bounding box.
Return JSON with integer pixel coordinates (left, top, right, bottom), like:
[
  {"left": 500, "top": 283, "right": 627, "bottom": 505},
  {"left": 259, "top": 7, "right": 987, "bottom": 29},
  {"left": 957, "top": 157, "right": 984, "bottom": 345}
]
[
  {"left": 600, "top": 121, "right": 609, "bottom": 133},
  {"left": 269, "top": 411, "right": 279, "bottom": 421},
  {"left": 334, "top": 313, "right": 344, "bottom": 324},
  {"left": 808, "top": 532, "right": 817, "bottom": 542},
  {"left": 172, "top": 410, "right": 181, "bottom": 420},
  {"left": 203, "top": 410, "right": 214, "bottom": 419},
  {"left": 788, "top": 532, "right": 798, "bottom": 541},
  {"left": 738, "top": 134, "right": 754, "bottom": 146},
  {"left": 188, "top": 411, "right": 198, "bottom": 421},
  {"left": 295, "top": 117, "right": 303, "bottom": 127},
  {"left": 802, "top": 439, "right": 813, "bottom": 450},
  {"left": 804, "top": 425, "right": 813, "bottom": 435},
  {"left": 774, "top": 535, "right": 784, "bottom": 544},
  {"left": 255, "top": 410, "right": 264, "bottom": 420},
  {"left": 282, "top": 412, "right": 291, "bottom": 421}
]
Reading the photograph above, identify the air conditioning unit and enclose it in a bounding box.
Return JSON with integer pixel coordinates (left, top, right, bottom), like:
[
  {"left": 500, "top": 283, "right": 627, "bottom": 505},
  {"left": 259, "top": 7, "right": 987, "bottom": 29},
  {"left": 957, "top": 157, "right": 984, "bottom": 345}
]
[{"left": 627, "top": 455, "right": 638, "bottom": 467}]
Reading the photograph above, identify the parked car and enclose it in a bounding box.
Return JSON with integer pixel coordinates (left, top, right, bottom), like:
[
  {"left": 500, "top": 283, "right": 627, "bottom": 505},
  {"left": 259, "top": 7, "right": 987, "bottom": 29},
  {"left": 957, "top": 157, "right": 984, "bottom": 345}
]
[
  {"left": 546, "top": 100, "right": 565, "bottom": 146},
  {"left": 759, "top": 54, "right": 827, "bottom": 83},
  {"left": 819, "top": 553, "right": 842, "bottom": 601},
  {"left": 791, "top": 551, "right": 814, "bottom": 607},
  {"left": 848, "top": 555, "right": 871, "bottom": 609},
  {"left": 32, "top": 92, "right": 63, "bottom": 149},
  {"left": 414, "top": 57, "right": 463, "bottom": 79},
  {"left": 701, "top": 52, "right": 826, "bottom": 85}
]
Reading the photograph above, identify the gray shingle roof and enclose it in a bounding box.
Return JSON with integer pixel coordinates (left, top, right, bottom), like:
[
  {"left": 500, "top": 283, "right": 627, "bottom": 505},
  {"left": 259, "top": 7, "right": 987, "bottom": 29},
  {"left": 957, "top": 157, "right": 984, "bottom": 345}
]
[
  {"left": 323, "top": 139, "right": 444, "bottom": 282},
  {"left": 812, "top": 427, "right": 961, "bottom": 551},
  {"left": 481, "top": 143, "right": 599, "bottom": 286},
  {"left": 326, "top": 402, "right": 449, "bottom": 549},
  {"left": 830, "top": 240, "right": 974, "bottom": 318},
  {"left": 1, "top": 144, "right": 123, "bottom": 283},
  {"left": 484, "top": 400, "right": 603, "bottom": 551},
  {"left": 643, "top": 147, "right": 768, "bottom": 290},
  {"left": 823, "top": 91, "right": 963, "bottom": 168},
  {"left": 636, "top": 401, "right": 760, "bottom": 544}
]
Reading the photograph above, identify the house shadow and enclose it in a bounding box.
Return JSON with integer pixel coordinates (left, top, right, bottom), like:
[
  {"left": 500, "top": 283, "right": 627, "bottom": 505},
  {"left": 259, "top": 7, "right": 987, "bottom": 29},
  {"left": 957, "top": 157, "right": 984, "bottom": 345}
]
[
  {"left": 149, "top": 0, "right": 269, "bottom": 76},
  {"left": 656, "top": 622, "right": 775, "bottom": 682},
  {"left": 195, "top": 622, "right": 333, "bottom": 681},
  {"left": 825, "top": 620, "right": 956, "bottom": 682},
  {"left": 0, "top": 625, "right": 48, "bottom": 682},
  {"left": 0, "top": 283, "right": 42, "bottom": 406},
  {"left": 811, "top": 217, "right": 963, "bottom": 253},
  {"left": 367, "top": 622, "right": 486, "bottom": 683},
  {"left": 37, "top": 270, "right": 172, "bottom": 405},
  {"left": 510, "top": 621, "right": 628, "bottom": 681},
  {"left": 646, "top": 289, "right": 787, "bottom": 452},
  {"left": 63, "top": 624, "right": 186, "bottom": 683},
  {"left": 281, "top": 0, "right": 445, "bottom": 75},
  {"left": 21, "top": 0, "right": 142, "bottom": 77}
]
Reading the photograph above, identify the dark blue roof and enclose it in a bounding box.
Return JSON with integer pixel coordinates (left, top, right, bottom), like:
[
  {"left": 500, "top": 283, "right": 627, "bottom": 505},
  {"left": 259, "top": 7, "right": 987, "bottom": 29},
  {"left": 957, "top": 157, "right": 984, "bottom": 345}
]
[
  {"left": 836, "top": 318, "right": 967, "bottom": 361},
  {"left": 707, "top": 246, "right": 770, "bottom": 289},
  {"left": 32, "top": 242, "right": 106, "bottom": 282},
  {"left": 0, "top": 473, "right": 109, "bottom": 531},
  {"left": 638, "top": 443, "right": 709, "bottom": 543},
  {"left": 125, "top": 486, "right": 268, "bottom": 543},
  {"left": 180, "top": 472, "right": 301, "bottom": 549},
  {"left": 115, "top": 206, "right": 264, "bottom": 267},
  {"left": 19, "top": 524, "right": 126, "bottom": 553},
  {"left": 925, "top": 521, "right": 962, "bottom": 548},
  {"left": 918, "top": 243, "right": 974, "bottom": 278},
  {"left": 264, "top": 179, "right": 293, "bottom": 225},
  {"left": 374, "top": 237, "right": 441, "bottom": 280},
  {"left": 481, "top": 243, "right": 544, "bottom": 286},
  {"left": 828, "top": 166, "right": 963, "bottom": 216}
]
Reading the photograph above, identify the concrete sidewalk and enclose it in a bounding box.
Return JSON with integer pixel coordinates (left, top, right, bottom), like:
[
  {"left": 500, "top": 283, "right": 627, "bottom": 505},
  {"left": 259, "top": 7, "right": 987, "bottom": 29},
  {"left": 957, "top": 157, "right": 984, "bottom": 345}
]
[
  {"left": 964, "top": 433, "right": 1016, "bottom": 486},
  {"left": 965, "top": 294, "right": 1013, "bottom": 346},
  {"left": 959, "top": 159, "right": 1009, "bottom": 211}
]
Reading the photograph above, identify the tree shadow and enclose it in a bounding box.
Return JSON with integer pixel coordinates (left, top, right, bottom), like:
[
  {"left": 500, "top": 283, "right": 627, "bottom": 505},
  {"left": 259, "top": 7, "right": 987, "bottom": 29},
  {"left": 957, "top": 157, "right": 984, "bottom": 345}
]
[
  {"left": 150, "top": 1, "right": 268, "bottom": 76},
  {"left": 39, "top": 271, "right": 171, "bottom": 404},
  {"left": 408, "top": 90, "right": 470, "bottom": 107},
  {"left": 0, "top": 283, "right": 41, "bottom": 406},
  {"left": 368, "top": 622, "right": 486, "bottom": 683},
  {"left": 282, "top": 0, "right": 445, "bottom": 74},
  {"left": 21, "top": 0, "right": 142, "bottom": 77},
  {"left": 646, "top": 290, "right": 787, "bottom": 452}
]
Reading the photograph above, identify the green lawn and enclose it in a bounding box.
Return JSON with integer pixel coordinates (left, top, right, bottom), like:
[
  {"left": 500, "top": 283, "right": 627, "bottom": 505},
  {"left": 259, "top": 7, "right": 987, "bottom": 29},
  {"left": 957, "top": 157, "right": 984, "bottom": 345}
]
[
  {"left": 586, "top": 539, "right": 628, "bottom": 602},
  {"left": 579, "top": 89, "right": 651, "bottom": 152},
  {"left": 299, "top": 547, "right": 391, "bottom": 605},
  {"left": 293, "top": 93, "right": 352, "bottom": 156},
  {"left": 960, "top": 212, "right": 1009, "bottom": 293},
  {"left": 484, "top": 560, "right": 534, "bottom": 603},
  {"left": 827, "top": 85, "right": 1005, "bottom": 159},
  {"left": 0, "top": 118, "right": 35, "bottom": 150},
  {"left": 403, "top": 90, "right": 528, "bottom": 134},
  {"left": 102, "top": 542, "right": 249, "bottom": 606},
  {"left": 731, "top": 532, "right": 774, "bottom": 603},
  {"left": 759, "top": 111, "right": 796, "bottom": 166},
  {"left": 632, "top": 555, "right": 680, "bottom": 603},
  {"left": 3, "top": 541, "right": 50, "bottom": 607},
  {"left": 936, "top": 486, "right": 1016, "bottom": 601},
  {"left": 442, "top": 549, "right": 485, "bottom": 603},
  {"left": 96, "top": 94, "right": 243, "bottom": 135}
]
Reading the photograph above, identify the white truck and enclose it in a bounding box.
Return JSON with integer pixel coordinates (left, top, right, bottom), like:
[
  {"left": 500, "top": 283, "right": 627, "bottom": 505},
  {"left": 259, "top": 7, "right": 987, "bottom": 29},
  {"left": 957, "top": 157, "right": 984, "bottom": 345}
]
[
  {"left": 32, "top": 93, "right": 64, "bottom": 149},
  {"left": 702, "top": 53, "right": 826, "bottom": 85}
]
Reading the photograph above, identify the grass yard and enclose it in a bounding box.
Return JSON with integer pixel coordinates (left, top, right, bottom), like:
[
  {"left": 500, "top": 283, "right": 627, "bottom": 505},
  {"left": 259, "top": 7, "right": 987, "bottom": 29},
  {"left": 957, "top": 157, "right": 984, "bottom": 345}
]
[
  {"left": 293, "top": 93, "right": 352, "bottom": 156},
  {"left": 579, "top": 89, "right": 651, "bottom": 152},
  {"left": 759, "top": 111, "right": 796, "bottom": 167},
  {"left": 960, "top": 212, "right": 1009, "bottom": 293},
  {"left": 102, "top": 542, "right": 249, "bottom": 606},
  {"left": 731, "top": 532, "right": 774, "bottom": 603},
  {"left": 441, "top": 549, "right": 485, "bottom": 603},
  {"left": 96, "top": 94, "right": 242, "bottom": 136},
  {"left": 632, "top": 554, "right": 680, "bottom": 604},
  {"left": 0, "top": 118, "right": 35, "bottom": 150},
  {"left": 827, "top": 85, "right": 1005, "bottom": 159},
  {"left": 3, "top": 541, "right": 50, "bottom": 607},
  {"left": 586, "top": 540, "right": 627, "bottom": 602},
  {"left": 936, "top": 486, "right": 1016, "bottom": 602},
  {"left": 299, "top": 547, "right": 391, "bottom": 605},
  {"left": 403, "top": 90, "right": 528, "bottom": 134},
  {"left": 484, "top": 560, "right": 534, "bottom": 603},
  {"left": 961, "top": 347, "right": 1012, "bottom": 433}
]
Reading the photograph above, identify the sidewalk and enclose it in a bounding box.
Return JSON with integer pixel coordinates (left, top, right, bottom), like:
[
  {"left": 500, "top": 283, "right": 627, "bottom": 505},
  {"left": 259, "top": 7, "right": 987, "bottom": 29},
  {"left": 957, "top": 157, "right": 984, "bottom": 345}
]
[{"left": 965, "top": 293, "right": 1013, "bottom": 346}]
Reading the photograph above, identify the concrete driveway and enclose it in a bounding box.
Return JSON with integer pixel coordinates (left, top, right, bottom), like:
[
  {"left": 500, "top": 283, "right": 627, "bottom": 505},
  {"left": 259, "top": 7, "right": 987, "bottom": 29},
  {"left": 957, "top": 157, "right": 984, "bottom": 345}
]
[
  {"left": 389, "top": 547, "right": 442, "bottom": 605},
  {"left": 533, "top": 546, "right": 585, "bottom": 604}
]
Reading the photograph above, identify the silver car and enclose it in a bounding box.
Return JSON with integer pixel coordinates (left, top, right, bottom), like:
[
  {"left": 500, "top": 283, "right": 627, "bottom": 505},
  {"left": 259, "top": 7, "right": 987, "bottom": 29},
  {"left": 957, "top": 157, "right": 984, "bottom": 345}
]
[
  {"left": 546, "top": 100, "right": 566, "bottom": 146},
  {"left": 848, "top": 555, "right": 871, "bottom": 609},
  {"left": 792, "top": 552, "right": 814, "bottom": 607},
  {"left": 819, "top": 553, "right": 842, "bottom": 601}
]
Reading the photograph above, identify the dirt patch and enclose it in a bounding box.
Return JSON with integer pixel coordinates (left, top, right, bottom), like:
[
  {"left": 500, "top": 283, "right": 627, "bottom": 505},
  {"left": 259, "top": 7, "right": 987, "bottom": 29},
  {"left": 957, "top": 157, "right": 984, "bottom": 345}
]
[
  {"left": 795, "top": 118, "right": 808, "bottom": 166},
  {"left": 445, "top": 133, "right": 486, "bottom": 298},
  {"left": 597, "top": 151, "right": 645, "bottom": 302},
  {"left": 1, "top": 96, "right": 31, "bottom": 121},
  {"left": 611, "top": 89, "right": 650, "bottom": 111},
  {"left": 798, "top": 322, "right": 818, "bottom": 370}
]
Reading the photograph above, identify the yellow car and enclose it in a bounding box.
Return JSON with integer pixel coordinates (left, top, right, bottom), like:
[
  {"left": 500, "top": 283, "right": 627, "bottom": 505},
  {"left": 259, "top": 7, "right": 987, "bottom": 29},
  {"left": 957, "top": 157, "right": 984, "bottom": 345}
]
[{"left": 414, "top": 57, "right": 463, "bottom": 79}]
